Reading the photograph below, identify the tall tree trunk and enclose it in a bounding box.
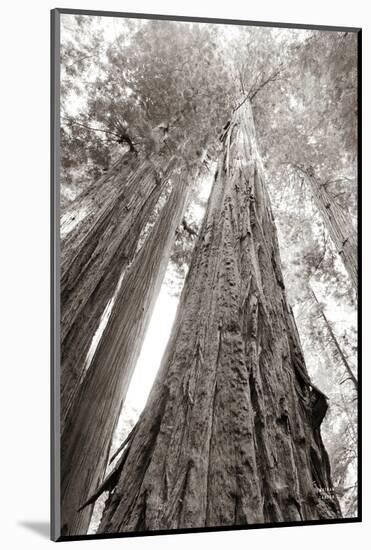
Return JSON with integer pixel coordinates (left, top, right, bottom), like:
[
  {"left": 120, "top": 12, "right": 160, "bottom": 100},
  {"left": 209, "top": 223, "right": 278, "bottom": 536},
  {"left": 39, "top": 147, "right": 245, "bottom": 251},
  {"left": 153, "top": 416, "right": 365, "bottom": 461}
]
[
  {"left": 94, "top": 100, "right": 340, "bottom": 534},
  {"left": 61, "top": 170, "right": 192, "bottom": 536},
  {"left": 309, "top": 285, "right": 358, "bottom": 391},
  {"left": 61, "top": 155, "right": 174, "bottom": 344},
  {"left": 60, "top": 155, "right": 175, "bottom": 430},
  {"left": 302, "top": 170, "right": 357, "bottom": 290},
  {"left": 60, "top": 152, "right": 134, "bottom": 237}
]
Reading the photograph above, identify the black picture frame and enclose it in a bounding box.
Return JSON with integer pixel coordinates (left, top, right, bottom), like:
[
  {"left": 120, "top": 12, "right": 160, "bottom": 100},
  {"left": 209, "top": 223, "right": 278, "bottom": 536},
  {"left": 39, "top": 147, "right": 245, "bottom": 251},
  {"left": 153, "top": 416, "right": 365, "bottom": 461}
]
[{"left": 51, "top": 8, "right": 362, "bottom": 542}]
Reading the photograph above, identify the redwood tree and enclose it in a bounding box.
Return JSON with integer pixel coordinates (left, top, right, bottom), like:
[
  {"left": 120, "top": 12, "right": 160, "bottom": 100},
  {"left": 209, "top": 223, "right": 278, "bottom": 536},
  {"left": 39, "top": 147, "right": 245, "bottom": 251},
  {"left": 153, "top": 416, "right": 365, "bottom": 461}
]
[
  {"left": 61, "top": 169, "right": 193, "bottom": 536},
  {"left": 89, "top": 100, "right": 340, "bottom": 533},
  {"left": 303, "top": 171, "right": 357, "bottom": 290},
  {"left": 60, "top": 154, "right": 176, "bottom": 429},
  {"left": 309, "top": 286, "right": 357, "bottom": 391}
]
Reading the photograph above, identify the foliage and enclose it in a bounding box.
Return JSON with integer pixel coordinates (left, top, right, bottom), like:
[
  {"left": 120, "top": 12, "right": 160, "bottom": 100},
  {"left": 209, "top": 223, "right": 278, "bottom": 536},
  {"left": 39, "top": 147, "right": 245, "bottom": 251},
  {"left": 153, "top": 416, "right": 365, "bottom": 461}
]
[{"left": 60, "top": 17, "right": 236, "bottom": 203}]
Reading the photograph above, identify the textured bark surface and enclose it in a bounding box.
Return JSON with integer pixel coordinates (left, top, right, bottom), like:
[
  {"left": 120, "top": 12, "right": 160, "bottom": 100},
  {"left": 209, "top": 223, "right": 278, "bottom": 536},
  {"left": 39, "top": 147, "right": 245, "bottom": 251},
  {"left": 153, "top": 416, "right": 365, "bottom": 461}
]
[
  {"left": 96, "top": 101, "right": 340, "bottom": 534},
  {"left": 61, "top": 155, "right": 174, "bottom": 344},
  {"left": 60, "top": 153, "right": 134, "bottom": 238},
  {"left": 61, "top": 171, "right": 191, "bottom": 536},
  {"left": 60, "top": 155, "right": 174, "bottom": 430},
  {"left": 305, "top": 173, "right": 357, "bottom": 290}
]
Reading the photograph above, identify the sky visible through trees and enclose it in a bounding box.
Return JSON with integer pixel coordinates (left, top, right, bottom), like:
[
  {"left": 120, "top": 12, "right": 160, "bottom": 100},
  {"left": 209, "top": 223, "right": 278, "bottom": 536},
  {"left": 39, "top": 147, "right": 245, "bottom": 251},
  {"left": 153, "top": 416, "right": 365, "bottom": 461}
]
[{"left": 59, "top": 13, "right": 358, "bottom": 535}]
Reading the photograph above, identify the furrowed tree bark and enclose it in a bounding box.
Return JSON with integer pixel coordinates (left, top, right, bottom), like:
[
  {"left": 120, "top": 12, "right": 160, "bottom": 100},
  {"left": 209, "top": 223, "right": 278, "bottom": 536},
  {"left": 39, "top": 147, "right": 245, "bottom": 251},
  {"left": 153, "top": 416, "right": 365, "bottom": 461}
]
[
  {"left": 61, "top": 170, "right": 192, "bottom": 536},
  {"left": 95, "top": 100, "right": 340, "bottom": 534},
  {"left": 61, "top": 155, "right": 175, "bottom": 344},
  {"left": 60, "top": 152, "right": 134, "bottom": 237},
  {"left": 60, "top": 181, "right": 159, "bottom": 432},
  {"left": 300, "top": 170, "right": 357, "bottom": 290},
  {"left": 60, "top": 155, "right": 175, "bottom": 430},
  {"left": 309, "top": 285, "right": 358, "bottom": 391}
]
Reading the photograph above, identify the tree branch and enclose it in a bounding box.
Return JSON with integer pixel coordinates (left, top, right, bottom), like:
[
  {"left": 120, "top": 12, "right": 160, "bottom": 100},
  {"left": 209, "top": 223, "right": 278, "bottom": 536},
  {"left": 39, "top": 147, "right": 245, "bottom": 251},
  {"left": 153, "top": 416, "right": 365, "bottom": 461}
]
[
  {"left": 182, "top": 218, "right": 198, "bottom": 237},
  {"left": 62, "top": 117, "right": 120, "bottom": 139},
  {"left": 62, "top": 117, "right": 138, "bottom": 153},
  {"left": 248, "top": 66, "right": 284, "bottom": 101}
]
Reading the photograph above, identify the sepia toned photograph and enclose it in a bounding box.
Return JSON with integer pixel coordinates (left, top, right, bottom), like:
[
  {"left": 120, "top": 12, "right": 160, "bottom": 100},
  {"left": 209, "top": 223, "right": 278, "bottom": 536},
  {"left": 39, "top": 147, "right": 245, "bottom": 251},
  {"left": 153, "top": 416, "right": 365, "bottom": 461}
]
[{"left": 51, "top": 9, "right": 360, "bottom": 541}]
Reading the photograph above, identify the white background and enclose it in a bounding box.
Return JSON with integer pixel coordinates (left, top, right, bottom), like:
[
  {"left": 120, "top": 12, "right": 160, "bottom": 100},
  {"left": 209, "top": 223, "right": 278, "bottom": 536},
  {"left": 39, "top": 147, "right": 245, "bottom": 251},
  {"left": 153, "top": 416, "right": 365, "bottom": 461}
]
[{"left": 0, "top": 0, "right": 368, "bottom": 548}]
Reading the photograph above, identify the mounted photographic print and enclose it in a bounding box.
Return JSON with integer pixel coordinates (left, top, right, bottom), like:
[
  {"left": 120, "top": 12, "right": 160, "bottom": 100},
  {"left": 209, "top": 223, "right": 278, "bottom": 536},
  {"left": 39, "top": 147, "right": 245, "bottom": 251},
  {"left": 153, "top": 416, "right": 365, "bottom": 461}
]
[{"left": 51, "top": 8, "right": 361, "bottom": 542}]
